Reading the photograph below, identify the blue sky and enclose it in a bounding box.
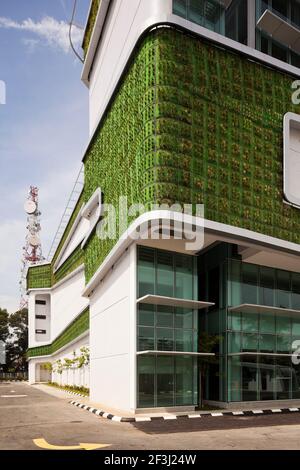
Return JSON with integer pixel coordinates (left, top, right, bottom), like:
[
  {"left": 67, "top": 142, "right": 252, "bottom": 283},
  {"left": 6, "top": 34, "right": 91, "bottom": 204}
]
[{"left": 0, "top": 0, "right": 90, "bottom": 312}]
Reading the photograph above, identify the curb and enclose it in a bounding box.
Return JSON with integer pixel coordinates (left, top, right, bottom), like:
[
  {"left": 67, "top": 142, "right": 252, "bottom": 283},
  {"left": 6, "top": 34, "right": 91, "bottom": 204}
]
[
  {"left": 61, "top": 390, "right": 88, "bottom": 398},
  {"left": 45, "top": 386, "right": 88, "bottom": 398},
  {"left": 69, "top": 400, "right": 300, "bottom": 423}
]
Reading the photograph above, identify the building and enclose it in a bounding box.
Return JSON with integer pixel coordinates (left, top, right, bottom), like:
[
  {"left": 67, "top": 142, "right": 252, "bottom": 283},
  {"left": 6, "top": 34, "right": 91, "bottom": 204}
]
[{"left": 27, "top": 0, "right": 300, "bottom": 412}]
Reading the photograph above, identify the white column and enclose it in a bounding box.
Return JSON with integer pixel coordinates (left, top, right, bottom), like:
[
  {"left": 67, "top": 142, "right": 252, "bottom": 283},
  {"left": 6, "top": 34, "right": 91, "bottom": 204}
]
[
  {"left": 129, "top": 244, "right": 137, "bottom": 411},
  {"left": 247, "top": 0, "right": 256, "bottom": 49}
]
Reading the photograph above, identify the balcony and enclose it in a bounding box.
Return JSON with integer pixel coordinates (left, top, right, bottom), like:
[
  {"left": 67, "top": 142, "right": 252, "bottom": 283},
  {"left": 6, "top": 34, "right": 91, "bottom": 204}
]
[
  {"left": 229, "top": 303, "right": 300, "bottom": 318},
  {"left": 257, "top": 8, "right": 300, "bottom": 54},
  {"left": 137, "top": 294, "right": 214, "bottom": 310}
]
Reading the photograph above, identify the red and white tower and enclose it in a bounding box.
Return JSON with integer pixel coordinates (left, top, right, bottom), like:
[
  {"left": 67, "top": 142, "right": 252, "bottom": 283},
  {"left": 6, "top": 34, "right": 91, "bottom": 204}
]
[{"left": 19, "top": 186, "right": 45, "bottom": 309}]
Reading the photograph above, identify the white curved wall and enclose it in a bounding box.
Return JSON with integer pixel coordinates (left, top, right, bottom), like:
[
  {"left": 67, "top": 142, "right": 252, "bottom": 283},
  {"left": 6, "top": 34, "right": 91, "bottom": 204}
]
[{"left": 50, "top": 269, "right": 89, "bottom": 340}]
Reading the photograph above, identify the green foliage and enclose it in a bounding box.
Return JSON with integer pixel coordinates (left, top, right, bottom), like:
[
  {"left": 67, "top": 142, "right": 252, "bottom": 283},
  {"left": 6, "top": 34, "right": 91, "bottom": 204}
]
[
  {"left": 82, "top": 0, "right": 100, "bottom": 56},
  {"left": 27, "top": 308, "right": 89, "bottom": 358},
  {"left": 48, "top": 382, "right": 89, "bottom": 396},
  {"left": 82, "top": 28, "right": 300, "bottom": 282},
  {"left": 0, "top": 308, "right": 9, "bottom": 343},
  {"left": 26, "top": 28, "right": 300, "bottom": 289},
  {"left": 53, "top": 245, "right": 84, "bottom": 284},
  {"left": 41, "top": 362, "right": 53, "bottom": 372},
  {"left": 75, "top": 346, "right": 90, "bottom": 369},
  {"left": 6, "top": 309, "right": 28, "bottom": 371},
  {"left": 27, "top": 264, "right": 52, "bottom": 289},
  {"left": 0, "top": 308, "right": 28, "bottom": 372}
]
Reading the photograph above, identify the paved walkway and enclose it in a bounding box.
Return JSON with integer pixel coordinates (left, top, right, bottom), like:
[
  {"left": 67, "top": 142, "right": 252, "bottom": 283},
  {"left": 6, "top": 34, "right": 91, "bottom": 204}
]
[{"left": 3, "top": 382, "right": 300, "bottom": 449}]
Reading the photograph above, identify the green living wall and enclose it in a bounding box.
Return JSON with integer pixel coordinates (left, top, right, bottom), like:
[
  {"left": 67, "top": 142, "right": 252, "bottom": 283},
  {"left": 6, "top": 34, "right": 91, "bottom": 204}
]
[
  {"left": 27, "top": 308, "right": 89, "bottom": 358},
  {"left": 27, "top": 263, "right": 52, "bottom": 290},
  {"left": 83, "top": 27, "right": 300, "bottom": 282},
  {"left": 82, "top": 0, "right": 100, "bottom": 56}
]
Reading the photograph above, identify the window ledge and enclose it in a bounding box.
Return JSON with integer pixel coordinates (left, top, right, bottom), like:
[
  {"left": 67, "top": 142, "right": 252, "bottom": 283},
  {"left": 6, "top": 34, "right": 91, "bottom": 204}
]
[
  {"left": 137, "top": 350, "right": 215, "bottom": 357},
  {"left": 229, "top": 304, "right": 300, "bottom": 317},
  {"left": 137, "top": 295, "right": 214, "bottom": 310}
]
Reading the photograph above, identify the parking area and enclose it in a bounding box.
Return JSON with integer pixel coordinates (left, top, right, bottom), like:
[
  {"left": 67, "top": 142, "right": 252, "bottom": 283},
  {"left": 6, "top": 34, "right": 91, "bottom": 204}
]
[{"left": 2, "top": 382, "right": 300, "bottom": 450}]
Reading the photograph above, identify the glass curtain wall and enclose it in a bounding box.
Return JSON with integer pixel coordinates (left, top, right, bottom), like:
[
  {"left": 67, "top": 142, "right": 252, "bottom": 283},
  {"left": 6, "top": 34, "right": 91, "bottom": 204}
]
[
  {"left": 173, "top": 0, "right": 248, "bottom": 44},
  {"left": 137, "top": 247, "right": 198, "bottom": 408},
  {"left": 227, "top": 258, "right": 300, "bottom": 401},
  {"left": 256, "top": 0, "right": 300, "bottom": 67}
]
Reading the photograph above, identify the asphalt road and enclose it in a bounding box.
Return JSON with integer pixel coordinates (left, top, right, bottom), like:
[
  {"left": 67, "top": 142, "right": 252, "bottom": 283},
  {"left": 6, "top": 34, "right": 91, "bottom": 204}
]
[{"left": 2, "top": 382, "right": 300, "bottom": 450}]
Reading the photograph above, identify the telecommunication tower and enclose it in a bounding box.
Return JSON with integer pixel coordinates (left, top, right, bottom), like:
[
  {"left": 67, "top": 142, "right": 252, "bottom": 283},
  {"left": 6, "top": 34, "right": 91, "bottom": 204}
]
[{"left": 19, "top": 187, "right": 45, "bottom": 309}]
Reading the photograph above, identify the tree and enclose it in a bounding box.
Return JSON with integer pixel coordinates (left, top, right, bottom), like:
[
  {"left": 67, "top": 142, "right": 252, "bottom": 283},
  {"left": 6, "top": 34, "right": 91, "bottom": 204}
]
[
  {"left": 198, "top": 332, "right": 220, "bottom": 408},
  {"left": 0, "top": 308, "right": 9, "bottom": 343},
  {"left": 6, "top": 309, "right": 28, "bottom": 372}
]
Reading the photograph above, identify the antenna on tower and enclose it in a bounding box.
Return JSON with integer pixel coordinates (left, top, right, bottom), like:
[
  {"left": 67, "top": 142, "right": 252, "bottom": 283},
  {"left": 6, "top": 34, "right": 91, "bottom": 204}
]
[{"left": 19, "top": 186, "right": 45, "bottom": 310}]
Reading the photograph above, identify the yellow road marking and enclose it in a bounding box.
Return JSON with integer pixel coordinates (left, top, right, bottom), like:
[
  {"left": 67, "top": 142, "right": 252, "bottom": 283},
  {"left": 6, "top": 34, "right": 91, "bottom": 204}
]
[{"left": 33, "top": 438, "right": 111, "bottom": 451}]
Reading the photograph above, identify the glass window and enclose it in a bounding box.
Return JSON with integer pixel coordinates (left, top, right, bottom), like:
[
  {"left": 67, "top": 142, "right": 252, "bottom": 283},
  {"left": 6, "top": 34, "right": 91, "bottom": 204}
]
[
  {"left": 276, "top": 335, "right": 291, "bottom": 353},
  {"left": 276, "top": 271, "right": 291, "bottom": 308},
  {"left": 175, "top": 255, "right": 194, "bottom": 299},
  {"left": 242, "top": 357, "right": 258, "bottom": 401},
  {"left": 173, "top": 0, "right": 187, "bottom": 17},
  {"left": 293, "top": 319, "right": 300, "bottom": 336},
  {"left": 175, "top": 356, "right": 195, "bottom": 405},
  {"left": 261, "top": 34, "right": 269, "bottom": 55},
  {"left": 138, "top": 327, "right": 155, "bottom": 351},
  {"left": 292, "top": 273, "right": 300, "bottom": 310},
  {"left": 157, "top": 328, "right": 174, "bottom": 351},
  {"left": 138, "top": 305, "right": 155, "bottom": 327},
  {"left": 175, "top": 329, "right": 194, "bottom": 352},
  {"left": 275, "top": 357, "right": 291, "bottom": 399},
  {"left": 230, "top": 312, "right": 242, "bottom": 331},
  {"left": 242, "top": 313, "right": 258, "bottom": 332},
  {"left": 189, "top": 0, "right": 205, "bottom": 27},
  {"left": 259, "top": 334, "right": 276, "bottom": 353},
  {"left": 292, "top": 363, "right": 300, "bottom": 399},
  {"left": 291, "top": 50, "right": 300, "bottom": 68},
  {"left": 229, "top": 259, "right": 242, "bottom": 306},
  {"left": 259, "top": 356, "right": 275, "bottom": 401},
  {"left": 276, "top": 315, "right": 291, "bottom": 335},
  {"left": 272, "top": 0, "right": 288, "bottom": 17},
  {"left": 228, "top": 356, "right": 242, "bottom": 402},
  {"left": 292, "top": 0, "right": 300, "bottom": 28},
  {"left": 137, "top": 356, "right": 155, "bottom": 408},
  {"left": 138, "top": 247, "right": 155, "bottom": 297},
  {"left": 157, "top": 251, "right": 174, "bottom": 297},
  {"left": 229, "top": 332, "right": 241, "bottom": 353},
  {"left": 260, "top": 314, "right": 275, "bottom": 334},
  {"left": 277, "top": 271, "right": 291, "bottom": 291},
  {"left": 225, "top": 0, "right": 247, "bottom": 45},
  {"left": 157, "top": 306, "right": 174, "bottom": 328},
  {"left": 260, "top": 267, "right": 275, "bottom": 306},
  {"left": 242, "top": 333, "right": 258, "bottom": 351},
  {"left": 175, "top": 308, "right": 194, "bottom": 329},
  {"left": 157, "top": 357, "right": 175, "bottom": 407},
  {"left": 242, "top": 264, "right": 258, "bottom": 304}
]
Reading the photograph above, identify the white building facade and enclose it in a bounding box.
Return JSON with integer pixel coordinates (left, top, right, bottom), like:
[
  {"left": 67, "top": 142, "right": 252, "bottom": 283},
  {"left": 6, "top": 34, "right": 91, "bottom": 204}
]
[{"left": 27, "top": 0, "right": 300, "bottom": 412}]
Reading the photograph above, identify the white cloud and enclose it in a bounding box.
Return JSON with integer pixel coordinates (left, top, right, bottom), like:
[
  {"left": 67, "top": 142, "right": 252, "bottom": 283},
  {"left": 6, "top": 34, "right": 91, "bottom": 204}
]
[
  {"left": 0, "top": 16, "right": 83, "bottom": 53},
  {"left": 22, "top": 38, "right": 40, "bottom": 54}
]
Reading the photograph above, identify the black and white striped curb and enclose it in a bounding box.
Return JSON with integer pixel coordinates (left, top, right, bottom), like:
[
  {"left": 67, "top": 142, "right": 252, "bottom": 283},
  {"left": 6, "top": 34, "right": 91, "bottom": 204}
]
[
  {"left": 46, "top": 386, "right": 88, "bottom": 398},
  {"left": 62, "top": 390, "right": 88, "bottom": 398},
  {"left": 69, "top": 400, "right": 300, "bottom": 423}
]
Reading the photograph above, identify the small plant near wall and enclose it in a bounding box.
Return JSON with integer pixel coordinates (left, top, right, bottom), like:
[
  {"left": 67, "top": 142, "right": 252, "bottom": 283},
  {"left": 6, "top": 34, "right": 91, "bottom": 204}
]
[
  {"left": 50, "top": 347, "right": 90, "bottom": 388},
  {"left": 40, "top": 362, "right": 53, "bottom": 372},
  {"left": 75, "top": 347, "right": 90, "bottom": 369}
]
